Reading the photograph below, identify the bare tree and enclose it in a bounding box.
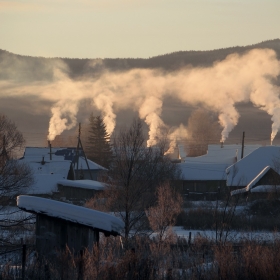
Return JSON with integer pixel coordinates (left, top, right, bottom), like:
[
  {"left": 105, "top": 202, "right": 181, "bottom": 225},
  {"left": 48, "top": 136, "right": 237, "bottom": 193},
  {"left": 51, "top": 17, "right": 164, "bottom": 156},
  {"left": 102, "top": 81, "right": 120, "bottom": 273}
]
[
  {"left": 0, "top": 115, "right": 25, "bottom": 161},
  {"left": 86, "top": 119, "right": 181, "bottom": 240},
  {"left": 0, "top": 115, "right": 34, "bottom": 249},
  {"left": 146, "top": 183, "right": 183, "bottom": 244},
  {"left": 186, "top": 109, "right": 221, "bottom": 156}
]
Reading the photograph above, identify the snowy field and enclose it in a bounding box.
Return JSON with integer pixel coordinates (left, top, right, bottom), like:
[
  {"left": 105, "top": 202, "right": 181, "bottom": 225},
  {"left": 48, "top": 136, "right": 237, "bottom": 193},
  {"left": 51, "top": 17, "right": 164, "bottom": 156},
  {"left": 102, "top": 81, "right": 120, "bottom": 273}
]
[{"left": 172, "top": 226, "right": 280, "bottom": 243}]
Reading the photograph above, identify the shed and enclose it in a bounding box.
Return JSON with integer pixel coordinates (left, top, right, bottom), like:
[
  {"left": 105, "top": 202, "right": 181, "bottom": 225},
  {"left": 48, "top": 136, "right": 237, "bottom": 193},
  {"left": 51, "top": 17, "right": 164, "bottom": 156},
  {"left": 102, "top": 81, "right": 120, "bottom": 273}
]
[
  {"left": 56, "top": 179, "right": 105, "bottom": 205},
  {"left": 17, "top": 195, "right": 124, "bottom": 256}
]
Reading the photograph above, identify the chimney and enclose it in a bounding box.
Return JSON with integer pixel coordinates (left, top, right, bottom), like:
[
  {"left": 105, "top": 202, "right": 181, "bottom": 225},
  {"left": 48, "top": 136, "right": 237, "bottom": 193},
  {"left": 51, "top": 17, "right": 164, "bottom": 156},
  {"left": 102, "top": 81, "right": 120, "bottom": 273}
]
[{"left": 48, "top": 140, "right": 52, "bottom": 160}]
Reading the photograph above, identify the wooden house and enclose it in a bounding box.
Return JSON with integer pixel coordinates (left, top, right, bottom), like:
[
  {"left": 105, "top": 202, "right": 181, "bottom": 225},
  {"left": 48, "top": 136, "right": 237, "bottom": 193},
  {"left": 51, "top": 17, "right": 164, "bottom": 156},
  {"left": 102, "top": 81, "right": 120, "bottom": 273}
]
[
  {"left": 17, "top": 195, "right": 124, "bottom": 256},
  {"left": 55, "top": 179, "right": 105, "bottom": 205},
  {"left": 176, "top": 144, "right": 261, "bottom": 200},
  {"left": 227, "top": 146, "right": 280, "bottom": 189}
]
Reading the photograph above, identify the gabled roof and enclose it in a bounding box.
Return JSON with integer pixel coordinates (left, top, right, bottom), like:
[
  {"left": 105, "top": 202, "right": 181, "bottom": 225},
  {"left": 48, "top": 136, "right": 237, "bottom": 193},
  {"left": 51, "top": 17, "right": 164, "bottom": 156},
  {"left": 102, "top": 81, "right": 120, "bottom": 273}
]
[
  {"left": 231, "top": 166, "right": 271, "bottom": 195},
  {"left": 17, "top": 195, "right": 124, "bottom": 236},
  {"left": 22, "top": 147, "right": 106, "bottom": 170},
  {"left": 19, "top": 147, "right": 106, "bottom": 194},
  {"left": 181, "top": 144, "right": 260, "bottom": 165},
  {"left": 179, "top": 162, "right": 228, "bottom": 181},
  {"left": 178, "top": 144, "right": 260, "bottom": 181},
  {"left": 227, "top": 146, "right": 280, "bottom": 187}
]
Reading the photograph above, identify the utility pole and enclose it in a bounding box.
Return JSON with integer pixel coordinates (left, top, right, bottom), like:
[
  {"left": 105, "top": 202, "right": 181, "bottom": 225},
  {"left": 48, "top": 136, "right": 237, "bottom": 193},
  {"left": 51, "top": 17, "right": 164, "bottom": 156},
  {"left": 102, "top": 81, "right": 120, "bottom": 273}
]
[
  {"left": 241, "top": 131, "right": 245, "bottom": 159},
  {"left": 74, "top": 123, "right": 82, "bottom": 172},
  {"left": 74, "top": 123, "right": 93, "bottom": 180}
]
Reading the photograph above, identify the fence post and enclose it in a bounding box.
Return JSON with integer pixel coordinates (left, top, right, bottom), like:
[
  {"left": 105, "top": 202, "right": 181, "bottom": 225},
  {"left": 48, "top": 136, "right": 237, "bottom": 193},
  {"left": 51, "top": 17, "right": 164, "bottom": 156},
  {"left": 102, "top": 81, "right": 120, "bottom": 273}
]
[
  {"left": 78, "top": 250, "right": 84, "bottom": 280},
  {"left": 22, "top": 244, "right": 26, "bottom": 280},
  {"left": 188, "top": 232, "right": 192, "bottom": 245}
]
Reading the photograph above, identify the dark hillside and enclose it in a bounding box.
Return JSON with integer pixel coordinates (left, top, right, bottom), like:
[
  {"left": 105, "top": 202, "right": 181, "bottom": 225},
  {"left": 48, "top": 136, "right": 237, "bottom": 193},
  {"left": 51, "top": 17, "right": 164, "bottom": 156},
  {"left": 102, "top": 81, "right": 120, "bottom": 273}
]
[
  {"left": 1, "top": 39, "right": 279, "bottom": 79},
  {"left": 0, "top": 39, "right": 280, "bottom": 146}
]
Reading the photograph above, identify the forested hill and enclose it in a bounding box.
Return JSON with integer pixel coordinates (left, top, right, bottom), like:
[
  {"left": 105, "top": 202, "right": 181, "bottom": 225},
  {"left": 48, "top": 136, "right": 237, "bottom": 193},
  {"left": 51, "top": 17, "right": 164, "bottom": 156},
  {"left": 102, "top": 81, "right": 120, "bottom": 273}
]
[{"left": 1, "top": 39, "right": 280, "bottom": 80}]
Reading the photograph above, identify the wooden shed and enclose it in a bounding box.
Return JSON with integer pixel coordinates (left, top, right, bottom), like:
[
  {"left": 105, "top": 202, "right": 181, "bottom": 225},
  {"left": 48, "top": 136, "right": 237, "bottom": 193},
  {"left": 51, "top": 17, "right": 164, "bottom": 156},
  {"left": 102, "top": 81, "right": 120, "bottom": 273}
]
[
  {"left": 56, "top": 179, "right": 105, "bottom": 205},
  {"left": 17, "top": 195, "right": 124, "bottom": 256}
]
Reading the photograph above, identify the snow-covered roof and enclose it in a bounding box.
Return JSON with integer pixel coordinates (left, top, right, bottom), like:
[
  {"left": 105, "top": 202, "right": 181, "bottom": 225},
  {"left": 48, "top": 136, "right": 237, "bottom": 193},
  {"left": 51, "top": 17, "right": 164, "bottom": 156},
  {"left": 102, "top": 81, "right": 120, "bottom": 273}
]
[
  {"left": 57, "top": 179, "right": 105, "bottom": 190},
  {"left": 17, "top": 195, "right": 124, "bottom": 235},
  {"left": 20, "top": 147, "right": 106, "bottom": 194},
  {"left": 230, "top": 166, "right": 271, "bottom": 195},
  {"left": 250, "top": 185, "right": 280, "bottom": 193},
  {"left": 22, "top": 147, "right": 106, "bottom": 170},
  {"left": 182, "top": 144, "right": 261, "bottom": 165},
  {"left": 179, "top": 162, "right": 228, "bottom": 180},
  {"left": 27, "top": 174, "right": 62, "bottom": 194},
  {"left": 227, "top": 146, "right": 280, "bottom": 187}
]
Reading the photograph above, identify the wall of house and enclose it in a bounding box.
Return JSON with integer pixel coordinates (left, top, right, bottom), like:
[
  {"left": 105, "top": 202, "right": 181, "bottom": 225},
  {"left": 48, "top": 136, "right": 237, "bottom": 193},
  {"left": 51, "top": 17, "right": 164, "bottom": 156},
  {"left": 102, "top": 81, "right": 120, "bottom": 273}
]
[
  {"left": 57, "top": 185, "right": 99, "bottom": 200},
  {"left": 174, "top": 180, "right": 227, "bottom": 200},
  {"left": 75, "top": 169, "right": 99, "bottom": 180},
  {"left": 56, "top": 185, "right": 101, "bottom": 205},
  {"left": 36, "top": 214, "right": 98, "bottom": 256},
  {"left": 256, "top": 169, "right": 280, "bottom": 186}
]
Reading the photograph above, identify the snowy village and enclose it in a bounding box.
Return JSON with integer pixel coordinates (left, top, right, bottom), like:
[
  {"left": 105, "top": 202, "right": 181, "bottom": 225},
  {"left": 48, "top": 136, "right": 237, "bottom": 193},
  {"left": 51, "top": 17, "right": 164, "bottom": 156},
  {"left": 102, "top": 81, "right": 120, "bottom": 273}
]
[
  {"left": 2, "top": 109, "right": 280, "bottom": 279},
  {"left": 1, "top": 5, "right": 280, "bottom": 276}
]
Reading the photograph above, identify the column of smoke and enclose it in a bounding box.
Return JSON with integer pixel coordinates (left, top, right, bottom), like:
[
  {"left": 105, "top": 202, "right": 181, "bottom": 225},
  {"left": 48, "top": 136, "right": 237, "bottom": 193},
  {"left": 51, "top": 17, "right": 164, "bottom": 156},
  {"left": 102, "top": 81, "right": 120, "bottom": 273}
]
[
  {"left": 2, "top": 49, "right": 280, "bottom": 149},
  {"left": 47, "top": 101, "right": 78, "bottom": 141},
  {"left": 165, "top": 124, "right": 189, "bottom": 155},
  {"left": 93, "top": 92, "right": 116, "bottom": 135},
  {"left": 139, "top": 96, "right": 166, "bottom": 146}
]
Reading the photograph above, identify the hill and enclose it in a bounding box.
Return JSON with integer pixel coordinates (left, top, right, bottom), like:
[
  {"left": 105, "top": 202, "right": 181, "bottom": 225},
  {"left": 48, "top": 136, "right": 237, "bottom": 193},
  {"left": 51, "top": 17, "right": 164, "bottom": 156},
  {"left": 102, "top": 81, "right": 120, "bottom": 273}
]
[
  {"left": 1, "top": 39, "right": 280, "bottom": 79},
  {"left": 0, "top": 39, "right": 280, "bottom": 147}
]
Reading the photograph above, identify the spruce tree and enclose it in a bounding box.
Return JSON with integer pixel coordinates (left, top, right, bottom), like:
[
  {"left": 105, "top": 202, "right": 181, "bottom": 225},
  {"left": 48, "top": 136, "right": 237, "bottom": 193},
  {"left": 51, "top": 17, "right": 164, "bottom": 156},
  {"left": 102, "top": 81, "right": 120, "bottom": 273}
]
[{"left": 86, "top": 114, "right": 112, "bottom": 169}]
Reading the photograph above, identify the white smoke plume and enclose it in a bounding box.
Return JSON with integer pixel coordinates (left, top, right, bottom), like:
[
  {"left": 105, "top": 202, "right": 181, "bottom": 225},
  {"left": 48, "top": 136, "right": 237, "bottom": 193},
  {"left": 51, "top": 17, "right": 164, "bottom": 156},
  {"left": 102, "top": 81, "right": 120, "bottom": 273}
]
[
  {"left": 165, "top": 124, "right": 189, "bottom": 155},
  {"left": 48, "top": 100, "right": 78, "bottom": 141},
  {"left": 139, "top": 96, "right": 166, "bottom": 146},
  {"left": 1, "top": 48, "right": 280, "bottom": 147},
  {"left": 93, "top": 92, "right": 116, "bottom": 135}
]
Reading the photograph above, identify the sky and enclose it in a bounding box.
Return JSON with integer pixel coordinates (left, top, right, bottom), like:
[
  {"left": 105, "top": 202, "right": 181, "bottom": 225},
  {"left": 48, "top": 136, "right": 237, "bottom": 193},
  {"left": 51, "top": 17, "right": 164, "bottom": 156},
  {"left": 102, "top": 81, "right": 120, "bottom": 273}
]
[{"left": 1, "top": 0, "right": 280, "bottom": 59}]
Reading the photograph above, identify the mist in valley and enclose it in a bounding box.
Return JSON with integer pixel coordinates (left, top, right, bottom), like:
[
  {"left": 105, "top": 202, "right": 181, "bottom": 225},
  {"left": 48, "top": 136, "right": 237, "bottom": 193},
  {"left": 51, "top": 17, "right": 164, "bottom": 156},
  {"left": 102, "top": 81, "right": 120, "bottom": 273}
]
[{"left": 1, "top": 39, "right": 280, "bottom": 150}]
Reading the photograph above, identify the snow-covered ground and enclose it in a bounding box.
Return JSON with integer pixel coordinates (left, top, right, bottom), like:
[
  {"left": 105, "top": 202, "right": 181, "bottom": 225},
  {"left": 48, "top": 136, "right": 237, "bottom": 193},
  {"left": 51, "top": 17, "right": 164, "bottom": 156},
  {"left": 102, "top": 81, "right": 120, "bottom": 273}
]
[{"left": 172, "top": 226, "right": 280, "bottom": 243}]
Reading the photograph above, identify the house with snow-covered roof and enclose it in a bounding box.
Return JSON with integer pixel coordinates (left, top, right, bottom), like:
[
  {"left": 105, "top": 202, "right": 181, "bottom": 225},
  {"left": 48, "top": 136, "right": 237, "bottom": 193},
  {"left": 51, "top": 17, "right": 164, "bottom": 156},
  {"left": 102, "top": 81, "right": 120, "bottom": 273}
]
[
  {"left": 19, "top": 147, "right": 107, "bottom": 198},
  {"left": 22, "top": 147, "right": 106, "bottom": 178},
  {"left": 227, "top": 146, "right": 280, "bottom": 191},
  {"left": 231, "top": 166, "right": 280, "bottom": 196},
  {"left": 175, "top": 144, "right": 261, "bottom": 200},
  {"left": 56, "top": 179, "right": 105, "bottom": 204},
  {"left": 17, "top": 195, "right": 124, "bottom": 256}
]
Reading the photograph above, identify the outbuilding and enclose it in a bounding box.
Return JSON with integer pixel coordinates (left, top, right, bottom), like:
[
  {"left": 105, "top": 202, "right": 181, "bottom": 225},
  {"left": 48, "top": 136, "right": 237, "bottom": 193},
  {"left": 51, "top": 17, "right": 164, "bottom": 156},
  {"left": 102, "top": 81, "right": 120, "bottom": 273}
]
[{"left": 17, "top": 195, "right": 124, "bottom": 256}]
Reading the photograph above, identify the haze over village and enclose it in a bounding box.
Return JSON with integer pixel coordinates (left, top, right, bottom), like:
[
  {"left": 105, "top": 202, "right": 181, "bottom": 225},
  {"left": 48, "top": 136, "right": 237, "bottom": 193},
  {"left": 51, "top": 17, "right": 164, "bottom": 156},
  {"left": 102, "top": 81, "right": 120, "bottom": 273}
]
[{"left": 1, "top": 0, "right": 280, "bottom": 279}]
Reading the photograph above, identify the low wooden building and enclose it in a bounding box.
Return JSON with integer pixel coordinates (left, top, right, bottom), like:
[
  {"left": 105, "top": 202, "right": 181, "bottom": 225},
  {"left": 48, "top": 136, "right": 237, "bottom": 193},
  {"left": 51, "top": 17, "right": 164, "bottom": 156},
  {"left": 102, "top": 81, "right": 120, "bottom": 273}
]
[
  {"left": 56, "top": 179, "right": 105, "bottom": 205},
  {"left": 17, "top": 195, "right": 124, "bottom": 256}
]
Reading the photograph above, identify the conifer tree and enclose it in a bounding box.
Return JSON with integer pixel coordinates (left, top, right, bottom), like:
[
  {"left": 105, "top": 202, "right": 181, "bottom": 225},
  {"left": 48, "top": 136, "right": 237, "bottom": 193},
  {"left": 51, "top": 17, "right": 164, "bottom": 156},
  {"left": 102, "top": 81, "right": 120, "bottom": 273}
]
[{"left": 86, "top": 114, "right": 112, "bottom": 169}]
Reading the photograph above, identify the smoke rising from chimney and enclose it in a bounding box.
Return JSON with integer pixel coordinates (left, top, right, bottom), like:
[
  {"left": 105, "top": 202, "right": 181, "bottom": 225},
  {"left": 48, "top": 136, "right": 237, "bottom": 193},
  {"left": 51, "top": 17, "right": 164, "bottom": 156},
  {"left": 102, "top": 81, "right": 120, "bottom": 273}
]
[
  {"left": 139, "top": 96, "right": 165, "bottom": 146},
  {"left": 1, "top": 48, "right": 280, "bottom": 147}
]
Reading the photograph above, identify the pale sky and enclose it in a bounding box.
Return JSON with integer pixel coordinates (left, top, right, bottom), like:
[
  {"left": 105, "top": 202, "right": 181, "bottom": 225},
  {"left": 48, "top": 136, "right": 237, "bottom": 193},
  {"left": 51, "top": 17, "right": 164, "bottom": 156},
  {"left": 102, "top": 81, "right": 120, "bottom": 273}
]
[{"left": 0, "top": 0, "right": 280, "bottom": 58}]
